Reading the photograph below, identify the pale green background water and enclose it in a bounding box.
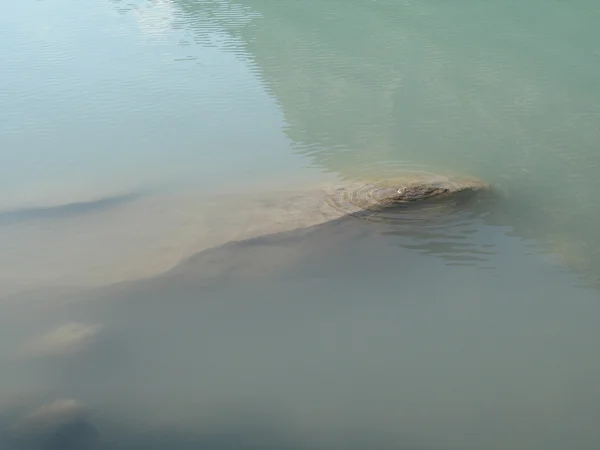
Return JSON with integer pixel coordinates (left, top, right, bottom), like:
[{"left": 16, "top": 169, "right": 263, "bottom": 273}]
[{"left": 1, "top": 0, "right": 600, "bottom": 449}]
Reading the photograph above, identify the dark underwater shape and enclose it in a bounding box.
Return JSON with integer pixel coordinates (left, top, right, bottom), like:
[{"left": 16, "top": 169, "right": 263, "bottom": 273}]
[
  {"left": 0, "top": 404, "right": 426, "bottom": 450},
  {"left": 0, "top": 192, "right": 144, "bottom": 226},
  {"left": 1, "top": 181, "right": 499, "bottom": 318}
]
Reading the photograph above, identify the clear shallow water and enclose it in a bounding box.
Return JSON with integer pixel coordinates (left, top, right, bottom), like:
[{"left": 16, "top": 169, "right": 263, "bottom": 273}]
[
  {"left": 0, "top": 0, "right": 305, "bottom": 209},
  {"left": 2, "top": 0, "right": 600, "bottom": 449}
]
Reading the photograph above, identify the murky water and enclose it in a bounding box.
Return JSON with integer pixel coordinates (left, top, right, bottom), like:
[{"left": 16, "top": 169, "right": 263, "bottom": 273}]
[{"left": 2, "top": 0, "right": 600, "bottom": 449}]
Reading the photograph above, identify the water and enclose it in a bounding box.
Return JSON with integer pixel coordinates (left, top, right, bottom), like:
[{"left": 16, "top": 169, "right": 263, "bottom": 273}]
[{"left": 1, "top": 0, "right": 600, "bottom": 449}]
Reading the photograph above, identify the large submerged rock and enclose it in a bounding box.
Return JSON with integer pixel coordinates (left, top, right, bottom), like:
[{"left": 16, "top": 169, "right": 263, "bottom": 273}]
[{"left": 0, "top": 171, "right": 492, "bottom": 298}]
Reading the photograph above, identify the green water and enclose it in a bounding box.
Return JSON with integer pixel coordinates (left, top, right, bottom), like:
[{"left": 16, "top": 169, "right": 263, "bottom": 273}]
[{"left": 1, "top": 0, "right": 600, "bottom": 449}]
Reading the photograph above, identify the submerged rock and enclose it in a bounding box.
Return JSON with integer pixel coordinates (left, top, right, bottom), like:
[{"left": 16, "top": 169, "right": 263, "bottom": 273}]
[
  {"left": 1, "top": 398, "right": 102, "bottom": 450},
  {"left": 0, "top": 171, "right": 492, "bottom": 298}
]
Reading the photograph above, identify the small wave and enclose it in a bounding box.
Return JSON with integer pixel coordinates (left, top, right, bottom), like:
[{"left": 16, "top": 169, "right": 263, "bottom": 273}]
[{"left": 325, "top": 161, "right": 489, "bottom": 229}]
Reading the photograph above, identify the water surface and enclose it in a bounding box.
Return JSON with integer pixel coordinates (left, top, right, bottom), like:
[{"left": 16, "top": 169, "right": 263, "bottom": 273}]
[{"left": 1, "top": 0, "right": 600, "bottom": 449}]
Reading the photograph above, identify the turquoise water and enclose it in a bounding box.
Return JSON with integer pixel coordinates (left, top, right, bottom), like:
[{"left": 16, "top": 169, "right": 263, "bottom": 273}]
[
  {"left": 2, "top": 0, "right": 600, "bottom": 449},
  {"left": 0, "top": 0, "right": 304, "bottom": 209}
]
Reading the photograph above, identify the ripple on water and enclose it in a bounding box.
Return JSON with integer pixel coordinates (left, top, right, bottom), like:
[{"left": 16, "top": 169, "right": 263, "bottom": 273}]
[{"left": 325, "top": 161, "right": 491, "bottom": 230}]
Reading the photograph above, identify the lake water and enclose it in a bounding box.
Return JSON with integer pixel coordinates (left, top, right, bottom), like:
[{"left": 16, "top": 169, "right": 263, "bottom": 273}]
[{"left": 1, "top": 0, "right": 600, "bottom": 449}]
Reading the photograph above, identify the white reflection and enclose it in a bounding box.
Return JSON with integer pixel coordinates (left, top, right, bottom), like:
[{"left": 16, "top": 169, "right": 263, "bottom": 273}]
[
  {"left": 133, "top": 0, "right": 176, "bottom": 38},
  {"left": 19, "top": 323, "right": 102, "bottom": 359}
]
